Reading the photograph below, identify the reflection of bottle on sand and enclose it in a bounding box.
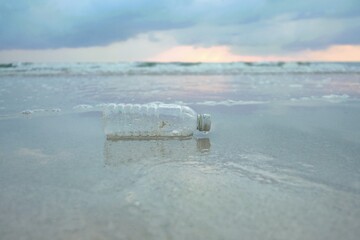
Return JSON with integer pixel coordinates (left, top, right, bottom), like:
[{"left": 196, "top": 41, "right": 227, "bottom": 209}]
[
  {"left": 103, "top": 103, "right": 211, "bottom": 140},
  {"left": 104, "top": 138, "right": 211, "bottom": 167}
]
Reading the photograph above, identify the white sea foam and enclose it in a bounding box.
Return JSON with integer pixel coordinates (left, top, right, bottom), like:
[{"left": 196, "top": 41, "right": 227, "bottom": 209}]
[
  {"left": 290, "top": 94, "right": 353, "bottom": 103},
  {"left": 21, "top": 108, "right": 62, "bottom": 115},
  {"left": 95, "top": 103, "right": 110, "bottom": 108},
  {"left": 21, "top": 110, "right": 34, "bottom": 115},
  {"left": 321, "top": 94, "right": 350, "bottom": 103},
  {"left": 73, "top": 104, "right": 94, "bottom": 110},
  {"left": 196, "top": 100, "right": 268, "bottom": 106}
]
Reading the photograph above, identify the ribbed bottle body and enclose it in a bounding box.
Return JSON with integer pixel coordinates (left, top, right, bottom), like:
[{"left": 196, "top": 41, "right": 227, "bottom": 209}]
[{"left": 103, "top": 103, "right": 198, "bottom": 139}]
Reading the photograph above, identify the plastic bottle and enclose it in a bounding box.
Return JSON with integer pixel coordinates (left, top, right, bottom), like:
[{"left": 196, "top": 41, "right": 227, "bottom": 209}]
[{"left": 103, "top": 103, "right": 211, "bottom": 140}]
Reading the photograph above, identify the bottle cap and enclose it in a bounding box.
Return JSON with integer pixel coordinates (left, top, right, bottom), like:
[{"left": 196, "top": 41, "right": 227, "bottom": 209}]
[{"left": 197, "top": 114, "right": 211, "bottom": 132}]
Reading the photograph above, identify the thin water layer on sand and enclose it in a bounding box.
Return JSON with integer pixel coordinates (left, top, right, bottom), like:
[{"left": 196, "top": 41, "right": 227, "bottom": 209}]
[
  {"left": 0, "top": 105, "right": 359, "bottom": 240},
  {"left": 1, "top": 72, "right": 360, "bottom": 117},
  {"left": 0, "top": 67, "right": 360, "bottom": 239}
]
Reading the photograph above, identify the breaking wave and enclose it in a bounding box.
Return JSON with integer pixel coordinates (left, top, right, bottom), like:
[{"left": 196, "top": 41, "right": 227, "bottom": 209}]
[{"left": 1, "top": 62, "right": 359, "bottom": 76}]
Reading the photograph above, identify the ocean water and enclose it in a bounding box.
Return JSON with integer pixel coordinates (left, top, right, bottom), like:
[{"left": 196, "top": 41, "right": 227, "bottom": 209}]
[{"left": 0, "top": 62, "right": 360, "bottom": 239}]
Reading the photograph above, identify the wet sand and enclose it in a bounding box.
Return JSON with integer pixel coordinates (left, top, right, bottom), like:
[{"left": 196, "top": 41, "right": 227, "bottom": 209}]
[{"left": 0, "top": 71, "right": 360, "bottom": 239}]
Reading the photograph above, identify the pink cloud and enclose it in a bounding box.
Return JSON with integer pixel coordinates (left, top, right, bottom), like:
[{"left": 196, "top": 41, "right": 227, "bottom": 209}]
[
  {"left": 300, "top": 45, "right": 360, "bottom": 62},
  {"left": 149, "top": 45, "right": 360, "bottom": 62},
  {"left": 149, "top": 45, "right": 244, "bottom": 62}
]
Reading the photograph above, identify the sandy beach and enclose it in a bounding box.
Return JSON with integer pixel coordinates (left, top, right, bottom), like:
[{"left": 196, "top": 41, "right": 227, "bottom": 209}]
[{"left": 0, "top": 62, "right": 360, "bottom": 239}]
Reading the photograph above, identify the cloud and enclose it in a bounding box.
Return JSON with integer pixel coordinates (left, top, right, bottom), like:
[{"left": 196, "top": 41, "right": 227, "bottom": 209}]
[
  {"left": 0, "top": 0, "right": 359, "bottom": 54},
  {"left": 0, "top": 33, "right": 177, "bottom": 62},
  {"left": 149, "top": 45, "right": 244, "bottom": 62},
  {"left": 280, "top": 20, "right": 360, "bottom": 52},
  {"left": 300, "top": 45, "right": 360, "bottom": 62},
  {"left": 0, "top": 0, "right": 193, "bottom": 49},
  {"left": 149, "top": 44, "right": 360, "bottom": 62}
]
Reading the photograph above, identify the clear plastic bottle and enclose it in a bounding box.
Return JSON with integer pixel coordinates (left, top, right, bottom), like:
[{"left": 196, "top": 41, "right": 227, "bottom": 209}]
[{"left": 103, "top": 103, "right": 211, "bottom": 140}]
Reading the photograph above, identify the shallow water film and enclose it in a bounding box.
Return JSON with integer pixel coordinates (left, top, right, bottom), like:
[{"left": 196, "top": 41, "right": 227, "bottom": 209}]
[{"left": 0, "top": 62, "right": 360, "bottom": 240}]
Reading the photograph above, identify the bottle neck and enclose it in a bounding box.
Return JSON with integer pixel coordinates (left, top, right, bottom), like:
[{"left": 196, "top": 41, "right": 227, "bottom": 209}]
[{"left": 197, "top": 114, "right": 211, "bottom": 132}]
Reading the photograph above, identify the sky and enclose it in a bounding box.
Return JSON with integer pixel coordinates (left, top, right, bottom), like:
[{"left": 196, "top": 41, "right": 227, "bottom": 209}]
[{"left": 0, "top": 0, "right": 359, "bottom": 62}]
